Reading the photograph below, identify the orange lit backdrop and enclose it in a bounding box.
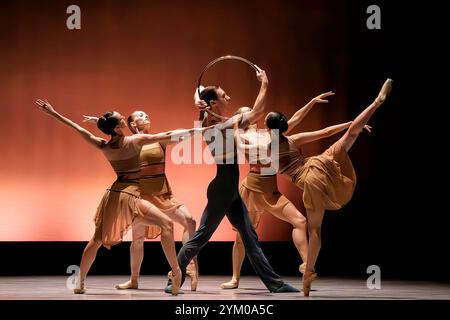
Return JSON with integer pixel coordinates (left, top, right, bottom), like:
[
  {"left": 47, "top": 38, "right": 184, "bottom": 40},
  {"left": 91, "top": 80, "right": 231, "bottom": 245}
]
[{"left": 0, "top": 0, "right": 352, "bottom": 241}]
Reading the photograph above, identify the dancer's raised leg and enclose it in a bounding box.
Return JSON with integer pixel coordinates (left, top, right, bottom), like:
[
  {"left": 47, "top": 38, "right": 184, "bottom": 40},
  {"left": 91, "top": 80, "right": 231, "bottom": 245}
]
[{"left": 339, "top": 79, "right": 393, "bottom": 153}]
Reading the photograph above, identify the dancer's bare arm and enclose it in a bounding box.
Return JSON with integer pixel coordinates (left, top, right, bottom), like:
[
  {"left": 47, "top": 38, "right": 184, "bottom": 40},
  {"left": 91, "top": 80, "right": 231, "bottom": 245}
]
[
  {"left": 134, "top": 127, "right": 210, "bottom": 147},
  {"left": 159, "top": 128, "right": 195, "bottom": 147},
  {"left": 243, "top": 66, "right": 269, "bottom": 125},
  {"left": 194, "top": 66, "right": 268, "bottom": 127},
  {"left": 82, "top": 116, "right": 191, "bottom": 148},
  {"left": 288, "top": 121, "right": 353, "bottom": 147},
  {"left": 285, "top": 91, "right": 335, "bottom": 135},
  {"left": 36, "top": 99, "right": 106, "bottom": 148}
]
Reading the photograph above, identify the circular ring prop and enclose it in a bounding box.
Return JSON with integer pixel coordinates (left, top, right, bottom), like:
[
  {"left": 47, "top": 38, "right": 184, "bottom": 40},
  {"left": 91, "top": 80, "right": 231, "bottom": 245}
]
[{"left": 197, "top": 55, "right": 259, "bottom": 121}]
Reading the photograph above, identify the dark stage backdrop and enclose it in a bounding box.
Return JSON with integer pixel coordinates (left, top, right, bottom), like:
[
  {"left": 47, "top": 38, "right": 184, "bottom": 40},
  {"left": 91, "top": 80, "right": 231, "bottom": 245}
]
[{"left": 0, "top": 1, "right": 434, "bottom": 280}]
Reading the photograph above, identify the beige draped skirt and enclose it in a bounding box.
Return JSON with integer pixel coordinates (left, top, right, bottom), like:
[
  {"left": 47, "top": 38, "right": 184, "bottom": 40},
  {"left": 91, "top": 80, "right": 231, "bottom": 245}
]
[
  {"left": 238, "top": 172, "right": 292, "bottom": 229},
  {"left": 94, "top": 181, "right": 144, "bottom": 249},
  {"left": 293, "top": 143, "right": 357, "bottom": 212}
]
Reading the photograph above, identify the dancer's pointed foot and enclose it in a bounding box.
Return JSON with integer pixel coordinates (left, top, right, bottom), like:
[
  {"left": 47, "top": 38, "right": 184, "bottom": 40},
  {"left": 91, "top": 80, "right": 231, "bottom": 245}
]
[
  {"left": 186, "top": 260, "right": 199, "bottom": 291},
  {"left": 115, "top": 279, "right": 138, "bottom": 290},
  {"left": 302, "top": 271, "right": 317, "bottom": 297},
  {"left": 73, "top": 280, "right": 86, "bottom": 294},
  {"left": 168, "top": 267, "right": 182, "bottom": 296},
  {"left": 375, "top": 78, "right": 393, "bottom": 105},
  {"left": 271, "top": 283, "right": 300, "bottom": 293},
  {"left": 220, "top": 279, "right": 239, "bottom": 289}
]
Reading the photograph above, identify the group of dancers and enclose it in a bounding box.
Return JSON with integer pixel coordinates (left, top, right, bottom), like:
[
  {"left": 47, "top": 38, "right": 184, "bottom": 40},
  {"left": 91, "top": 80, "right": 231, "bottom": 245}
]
[{"left": 36, "top": 63, "right": 392, "bottom": 297}]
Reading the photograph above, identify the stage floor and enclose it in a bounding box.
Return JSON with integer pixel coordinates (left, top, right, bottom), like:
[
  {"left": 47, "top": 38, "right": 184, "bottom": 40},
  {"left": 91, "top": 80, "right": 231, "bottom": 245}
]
[{"left": 1, "top": 276, "right": 449, "bottom": 300}]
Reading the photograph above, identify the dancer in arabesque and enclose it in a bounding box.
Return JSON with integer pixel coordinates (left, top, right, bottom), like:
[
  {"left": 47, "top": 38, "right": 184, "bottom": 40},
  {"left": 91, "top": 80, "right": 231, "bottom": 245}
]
[{"left": 240, "top": 78, "right": 392, "bottom": 296}]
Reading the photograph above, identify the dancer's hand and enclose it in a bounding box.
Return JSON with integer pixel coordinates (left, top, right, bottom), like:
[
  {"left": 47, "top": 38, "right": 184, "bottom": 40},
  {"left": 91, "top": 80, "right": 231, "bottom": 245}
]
[
  {"left": 195, "top": 99, "right": 209, "bottom": 111},
  {"left": 255, "top": 65, "right": 268, "bottom": 84},
  {"left": 363, "top": 125, "right": 372, "bottom": 133},
  {"left": 82, "top": 115, "right": 99, "bottom": 123},
  {"left": 311, "top": 91, "right": 335, "bottom": 104},
  {"left": 194, "top": 85, "right": 209, "bottom": 111},
  {"left": 36, "top": 99, "right": 56, "bottom": 115}
]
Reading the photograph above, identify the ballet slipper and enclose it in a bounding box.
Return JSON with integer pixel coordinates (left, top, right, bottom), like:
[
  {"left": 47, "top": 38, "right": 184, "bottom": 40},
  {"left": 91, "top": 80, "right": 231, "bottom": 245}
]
[
  {"left": 168, "top": 268, "right": 182, "bottom": 296},
  {"left": 302, "top": 271, "right": 317, "bottom": 297},
  {"left": 115, "top": 279, "right": 138, "bottom": 290},
  {"left": 186, "top": 260, "right": 199, "bottom": 291},
  {"left": 299, "top": 263, "right": 306, "bottom": 274},
  {"left": 299, "top": 263, "right": 314, "bottom": 274},
  {"left": 375, "top": 78, "right": 393, "bottom": 105},
  {"left": 220, "top": 279, "right": 239, "bottom": 289},
  {"left": 73, "top": 280, "right": 86, "bottom": 294}
]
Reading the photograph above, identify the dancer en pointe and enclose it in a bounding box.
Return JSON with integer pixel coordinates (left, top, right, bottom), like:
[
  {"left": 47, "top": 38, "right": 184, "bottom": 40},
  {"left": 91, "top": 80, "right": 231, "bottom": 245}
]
[
  {"left": 165, "top": 66, "right": 299, "bottom": 293},
  {"left": 36, "top": 100, "right": 207, "bottom": 295},
  {"left": 242, "top": 78, "right": 392, "bottom": 296},
  {"left": 83, "top": 111, "right": 199, "bottom": 292}
]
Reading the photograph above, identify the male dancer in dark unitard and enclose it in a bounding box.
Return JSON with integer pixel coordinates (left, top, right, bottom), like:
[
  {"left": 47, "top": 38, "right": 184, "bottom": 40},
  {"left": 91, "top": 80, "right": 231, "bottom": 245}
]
[{"left": 165, "top": 66, "right": 298, "bottom": 293}]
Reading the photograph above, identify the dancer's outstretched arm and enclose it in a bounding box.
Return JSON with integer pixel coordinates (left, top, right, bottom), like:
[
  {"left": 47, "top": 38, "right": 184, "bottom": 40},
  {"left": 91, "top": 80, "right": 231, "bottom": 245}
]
[
  {"left": 134, "top": 126, "right": 210, "bottom": 147},
  {"left": 285, "top": 91, "right": 335, "bottom": 135},
  {"left": 198, "top": 66, "right": 269, "bottom": 127},
  {"left": 36, "top": 99, "right": 105, "bottom": 148},
  {"left": 194, "top": 66, "right": 268, "bottom": 126},
  {"left": 288, "top": 121, "right": 371, "bottom": 147},
  {"left": 243, "top": 66, "right": 269, "bottom": 124},
  {"left": 82, "top": 115, "right": 193, "bottom": 148}
]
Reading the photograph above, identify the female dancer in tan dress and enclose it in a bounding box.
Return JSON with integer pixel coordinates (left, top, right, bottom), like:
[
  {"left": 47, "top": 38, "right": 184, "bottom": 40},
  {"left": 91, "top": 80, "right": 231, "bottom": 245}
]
[
  {"left": 239, "top": 78, "right": 392, "bottom": 296},
  {"left": 117, "top": 111, "right": 198, "bottom": 291},
  {"left": 35, "top": 100, "right": 205, "bottom": 295},
  {"left": 83, "top": 111, "right": 199, "bottom": 291},
  {"left": 220, "top": 92, "right": 334, "bottom": 289}
]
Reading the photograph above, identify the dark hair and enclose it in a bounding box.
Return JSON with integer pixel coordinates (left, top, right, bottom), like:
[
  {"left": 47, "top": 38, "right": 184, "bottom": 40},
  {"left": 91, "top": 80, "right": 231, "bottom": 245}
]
[
  {"left": 97, "top": 112, "right": 120, "bottom": 135},
  {"left": 127, "top": 115, "right": 134, "bottom": 127},
  {"left": 198, "top": 86, "right": 219, "bottom": 122},
  {"left": 126, "top": 114, "right": 136, "bottom": 132},
  {"left": 266, "top": 111, "right": 289, "bottom": 134}
]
